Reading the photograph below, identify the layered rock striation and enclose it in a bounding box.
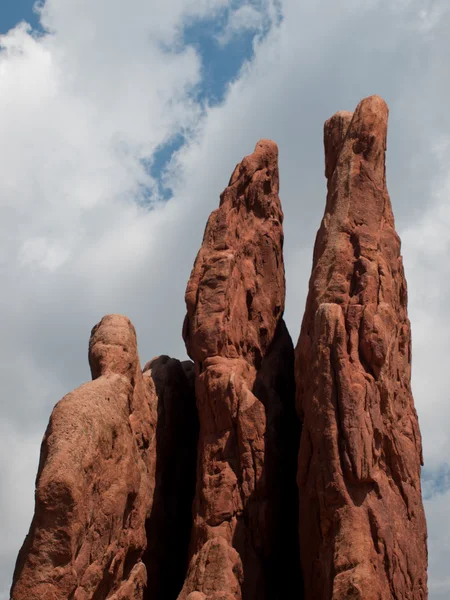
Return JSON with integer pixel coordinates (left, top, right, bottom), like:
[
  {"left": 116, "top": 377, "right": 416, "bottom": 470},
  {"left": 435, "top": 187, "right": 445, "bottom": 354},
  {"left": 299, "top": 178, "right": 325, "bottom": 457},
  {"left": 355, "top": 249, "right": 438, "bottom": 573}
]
[
  {"left": 295, "top": 96, "right": 428, "bottom": 599},
  {"left": 179, "top": 140, "right": 301, "bottom": 600}
]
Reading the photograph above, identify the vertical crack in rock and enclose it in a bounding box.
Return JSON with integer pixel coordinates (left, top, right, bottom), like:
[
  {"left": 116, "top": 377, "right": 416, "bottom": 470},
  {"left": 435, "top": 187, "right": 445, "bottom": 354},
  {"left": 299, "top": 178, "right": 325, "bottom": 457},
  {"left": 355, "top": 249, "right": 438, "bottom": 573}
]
[
  {"left": 142, "top": 356, "right": 199, "bottom": 600},
  {"left": 295, "top": 96, "right": 428, "bottom": 599},
  {"left": 179, "top": 140, "right": 302, "bottom": 600},
  {"left": 11, "top": 315, "right": 158, "bottom": 600}
]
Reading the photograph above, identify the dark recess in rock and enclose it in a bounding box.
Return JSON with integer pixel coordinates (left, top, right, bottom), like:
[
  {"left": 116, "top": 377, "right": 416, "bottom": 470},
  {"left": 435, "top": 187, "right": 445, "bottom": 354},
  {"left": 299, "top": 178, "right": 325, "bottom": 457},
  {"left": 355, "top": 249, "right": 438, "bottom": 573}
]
[{"left": 142, "top": 356, "right": 199, "bottom": 600}]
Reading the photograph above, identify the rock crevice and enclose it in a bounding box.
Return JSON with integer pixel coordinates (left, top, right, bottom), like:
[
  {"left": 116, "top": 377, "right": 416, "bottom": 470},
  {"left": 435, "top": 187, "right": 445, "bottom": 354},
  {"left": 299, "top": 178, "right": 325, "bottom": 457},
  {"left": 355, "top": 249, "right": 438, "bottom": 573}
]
[{"left": 142, "top": 356, "right": 199, "bottom": 600}]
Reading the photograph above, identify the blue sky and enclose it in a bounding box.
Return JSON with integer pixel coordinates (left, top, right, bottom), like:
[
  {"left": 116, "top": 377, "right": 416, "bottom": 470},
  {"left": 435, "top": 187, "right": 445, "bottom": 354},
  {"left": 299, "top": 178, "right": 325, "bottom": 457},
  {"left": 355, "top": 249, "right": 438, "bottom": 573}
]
[
  {"left": 156, "top": 15, "right": 267, "bottom": 197},
  {"left": 152, "top": 18, "right": 260, "bottom": 197},
  {"left": 0, "top": 0, "right": 40, "bottom": 33},
  {"left": 423, "top": 463, "right": 450, "bottom": 500}
]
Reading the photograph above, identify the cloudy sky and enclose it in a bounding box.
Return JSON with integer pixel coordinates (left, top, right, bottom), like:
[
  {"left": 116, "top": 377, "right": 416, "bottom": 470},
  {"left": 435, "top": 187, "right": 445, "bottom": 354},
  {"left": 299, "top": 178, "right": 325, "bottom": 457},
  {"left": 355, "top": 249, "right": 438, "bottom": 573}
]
[{"left": 1, "top": 0, "right": 449, "bottom": 597}]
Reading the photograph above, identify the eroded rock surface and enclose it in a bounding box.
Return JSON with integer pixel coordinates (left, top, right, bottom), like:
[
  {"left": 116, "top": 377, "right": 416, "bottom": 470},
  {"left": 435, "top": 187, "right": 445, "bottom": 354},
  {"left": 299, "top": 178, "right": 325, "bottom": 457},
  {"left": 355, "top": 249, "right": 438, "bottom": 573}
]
[
  {"left": 11, "top": 315, "right": 158, "bottom": 600},
  {"left": 295, "top": 96, "right": 428, "bottom": 599},
  {"left": 180, "top": 140, "right": 301, "bottom": 600},
  {"left": 10, "top": 108, "right": 428, "bottom": 600}
]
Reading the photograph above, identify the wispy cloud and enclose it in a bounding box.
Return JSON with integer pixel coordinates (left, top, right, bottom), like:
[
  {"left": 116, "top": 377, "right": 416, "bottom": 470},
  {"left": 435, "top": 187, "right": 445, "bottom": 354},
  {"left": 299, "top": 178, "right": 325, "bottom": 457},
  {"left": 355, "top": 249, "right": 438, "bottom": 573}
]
[{"left": 217, "top": 4, "right": 266, "bottom": 45}]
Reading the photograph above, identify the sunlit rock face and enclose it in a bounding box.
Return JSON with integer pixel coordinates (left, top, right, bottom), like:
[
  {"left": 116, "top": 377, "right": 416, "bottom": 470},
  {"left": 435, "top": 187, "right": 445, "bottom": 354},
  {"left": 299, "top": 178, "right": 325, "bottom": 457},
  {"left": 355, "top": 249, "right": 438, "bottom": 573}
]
[
  {"left": 11, "top": 315, "right": 158, "bottom": 600},
  {"left": 179, "top": 139, "right": 301, "bottom": 600},
  {"left": 295, "top": 96, "right": 428, "bottom": 600},
  {"left": 10, "top": 317, "right": 198, "bottom": 600}
]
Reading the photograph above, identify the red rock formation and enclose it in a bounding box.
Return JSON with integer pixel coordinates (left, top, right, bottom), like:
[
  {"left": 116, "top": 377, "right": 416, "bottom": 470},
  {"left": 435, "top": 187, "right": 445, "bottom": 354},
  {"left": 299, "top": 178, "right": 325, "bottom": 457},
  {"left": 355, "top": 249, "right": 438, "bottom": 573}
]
[
  {"left": 180, "top": 140, "right": 301, "bottom": 600},
  {"left": 11, "top": 315, "right": 158, "bottom": 600},
  {"left": 10, "top": 106, "right": 428, "bottom": 600},
  {"left": 295, "top": 96, "right": 428, "bottom": 599}
]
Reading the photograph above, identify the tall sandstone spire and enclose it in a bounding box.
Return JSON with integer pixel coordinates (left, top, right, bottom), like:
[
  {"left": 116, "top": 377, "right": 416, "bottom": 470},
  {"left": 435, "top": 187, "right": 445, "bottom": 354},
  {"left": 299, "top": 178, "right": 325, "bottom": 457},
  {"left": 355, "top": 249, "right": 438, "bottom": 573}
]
[
  {"left": 295, "top": 96, "right": 428, "bottom": 599},
  {"left": 179, "top": 140, "right": 301, "bottom": 600}
]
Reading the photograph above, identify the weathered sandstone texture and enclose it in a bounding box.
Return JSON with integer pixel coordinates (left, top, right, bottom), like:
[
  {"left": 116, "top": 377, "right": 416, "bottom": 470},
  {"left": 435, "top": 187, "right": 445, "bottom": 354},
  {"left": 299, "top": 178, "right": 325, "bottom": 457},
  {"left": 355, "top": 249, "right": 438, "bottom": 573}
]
[
  {"left": 10, "top": 104, "right": 428, "bottom": 600},
  {"left": 11, "top": 316, "right": 199, "bottom": 600},
  {"left": 295, "top": 96, "right": 428, "bottom": 599},
  {"left": 180, "top": 140, "right": 301, "bottom": 600},
  {"left": 11, "top": 315, "right": 156, "bottom": 600}
]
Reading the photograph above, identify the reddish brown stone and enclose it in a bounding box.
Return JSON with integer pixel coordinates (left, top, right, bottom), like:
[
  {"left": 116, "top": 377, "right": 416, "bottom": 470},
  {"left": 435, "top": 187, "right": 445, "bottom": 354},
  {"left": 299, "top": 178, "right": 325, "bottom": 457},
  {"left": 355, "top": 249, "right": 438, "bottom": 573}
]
[
  {"left": 10, "top": 105, "right": 428, "bottom": 600},
  {"left": 11, "top": 315, "right": 158, "bottom": 600},
  {"left": 295, "top": 96, "right": 428, "bottom": 599},
  {"left": 180, "top": 140, "right": 300, "bottom": 600}
]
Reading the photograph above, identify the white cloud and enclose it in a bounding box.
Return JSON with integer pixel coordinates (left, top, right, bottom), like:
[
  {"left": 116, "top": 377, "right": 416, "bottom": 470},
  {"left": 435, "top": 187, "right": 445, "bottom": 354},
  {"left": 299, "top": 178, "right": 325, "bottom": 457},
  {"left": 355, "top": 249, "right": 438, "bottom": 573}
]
[
  {"left": 217, "top": 3, "right": 266, "bottom": 45},
  {"left": 425, "top": 488, "right": 450, "bottom": 598},
  {"left": 1, "top": 0, "right": 450, "bottom": 597},
  {"left": 417, "top": 4, "right": 450, "bottom": 33},
  {"left": 0, "top": 422, "right": 43, "bottom": 600},
  {"left": 401, "top": 148, "right": 450, "bottom": 468}
]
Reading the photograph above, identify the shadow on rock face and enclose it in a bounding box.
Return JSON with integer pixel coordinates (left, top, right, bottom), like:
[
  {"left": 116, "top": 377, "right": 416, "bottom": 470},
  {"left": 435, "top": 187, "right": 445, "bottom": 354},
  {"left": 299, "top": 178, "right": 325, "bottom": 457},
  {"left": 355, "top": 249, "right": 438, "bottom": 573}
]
[
  {"left": 143, "top": 356, "right": 199, "bottom": 600},
  {"left": 232, "top": 319, "right": 304, "bottom": 600}
]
